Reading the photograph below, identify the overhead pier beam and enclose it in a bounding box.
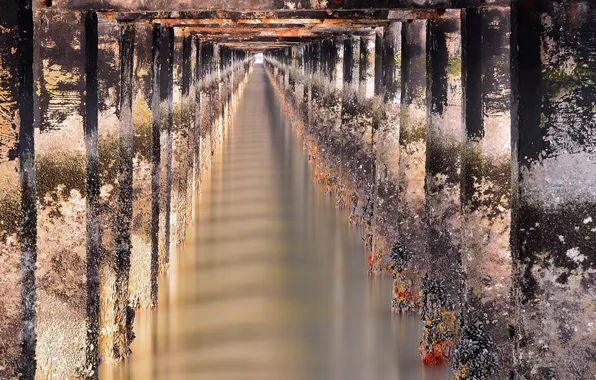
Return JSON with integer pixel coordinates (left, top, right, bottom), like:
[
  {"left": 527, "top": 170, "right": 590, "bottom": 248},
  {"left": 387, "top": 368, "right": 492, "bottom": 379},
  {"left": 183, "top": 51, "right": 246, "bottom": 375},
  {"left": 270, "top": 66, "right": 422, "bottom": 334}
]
[{"left": 43, "top": 0, "right": 509, "bottom": 11}]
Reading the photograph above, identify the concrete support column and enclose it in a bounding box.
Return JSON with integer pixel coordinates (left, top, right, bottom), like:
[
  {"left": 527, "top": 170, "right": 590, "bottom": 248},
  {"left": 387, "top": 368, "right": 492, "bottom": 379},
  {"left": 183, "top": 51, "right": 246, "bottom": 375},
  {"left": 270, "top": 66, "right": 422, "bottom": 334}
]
[
  {"left": 307, "top": 41, "right": 321, "bottom": 139},
  {"left": 393, "top": 20, "right": 427, "bottom": 313},
  {"left": 127, "top": 21, "right": 156, "bottom": 312},
  {"left": 420, "top": 11, "right": 462, "bottom": 365},
  {"left": 170, "top": 31, "right": 190, "bottom": 247},
  {"left": 94, "top": 15, "right": 136, "bottom": 363},
  {"left": 293, "top": 45, "right": 305, "bottom": 106},
  {"left": 198, "top": 41, "right": 213, "bottom": 175},
  {"left": 220, "top": 46, "right": 229, "bottom": 132},
  {"left": 350, "top": 33, "right": 375, "bottom": 227},
  {"left": 149, "top": 24, "right": 161, "bottom": 306},
  {"left": 82, "top": 10, "right": 100, "bottom": 378},
  {"left": 359, "top": 34, "right": 375, "bottom": 99},
  {"left": 339, "top": 35, "right": 360, "bottom": 209},
  {"left": 327, "top": 36, "right": 345, "bottom": 185},
  {"left": 372, "top": 22, "right": 402, "bottom": 271},
  {"left": 191, "top": 35, "right": 200, "bottom": 197},
  {"left": 158, "top": 26, "right": 174, "bottom": 271},
  {"left": 34, "top": 10, "right": 90, "bottom": 377},
  {"left": 212, "top": 44, "right": 222, "bottom": 147},
  {"left": 110, "top": 19, "right": 135, "bottom": 361},
  {"left": 0, "top": 1, "right": 37, "bottom": 377},
  {"left": 283, "top": 47, "right": 290, "bottom": 90},
  {"left": 182, "top": 33, "right": 194, "bottom": 234},
  {"left": 512, "top": 2, "right": 596, "bottom": 379},
  {"left": 455, "top": 7, "right": 512, "bottom": 379}
]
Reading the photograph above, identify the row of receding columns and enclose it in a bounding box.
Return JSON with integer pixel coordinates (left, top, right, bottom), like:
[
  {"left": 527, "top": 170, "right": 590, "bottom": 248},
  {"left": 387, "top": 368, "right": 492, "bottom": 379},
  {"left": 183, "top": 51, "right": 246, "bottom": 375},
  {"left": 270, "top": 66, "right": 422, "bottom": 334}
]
[
  {"left": 264, "top": 3, "right": 596, "bottom": 378},
  {"left": 0, "top": 4, "right": 252, "bottom": 378}
]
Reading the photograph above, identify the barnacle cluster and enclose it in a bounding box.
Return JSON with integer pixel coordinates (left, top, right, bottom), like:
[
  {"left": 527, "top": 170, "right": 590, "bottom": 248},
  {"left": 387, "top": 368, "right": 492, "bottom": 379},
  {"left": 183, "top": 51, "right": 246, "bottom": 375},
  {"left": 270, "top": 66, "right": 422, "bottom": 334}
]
[
  {"left": 389, "top": 240, "right": 413, "bottom": 273},
  {"left": 453, "top": 321, "right": 499, "bottom": 380},
  {"left": 419, "top": 275, "right": 456, "bottom": 366}
]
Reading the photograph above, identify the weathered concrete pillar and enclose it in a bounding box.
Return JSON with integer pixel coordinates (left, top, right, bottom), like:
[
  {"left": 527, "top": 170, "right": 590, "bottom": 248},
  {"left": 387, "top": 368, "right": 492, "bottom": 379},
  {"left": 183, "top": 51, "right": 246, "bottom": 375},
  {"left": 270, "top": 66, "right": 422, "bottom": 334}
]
[
  {"left": 393, "top": 20, "right": 427, "bottom": 313},
  {"left": 34, "top": 10, "right": 91, "bottom": 377},
  {"left": 83, "top": 11, "right": 101, "bottom": 376},
  {"left": 359, "top": 34, "right": 376, "bottom": 99},
  {"left": 0, "top": 1, "right": 37, "bottom": 377},
  {"left": 198, "top": 41, "right": 213, "bottom": 176},
  {"left": 347, "top": 36, "right": 360, "bottom": 93},
  {"left": 349, "top": 33, "right": 376, "bottom": 227},
  {"left": 225, "top": 48, "right": 233, "bottom": 124},
  {"left": 512, "top": 2, "right": 596, "bottom": 379},
  {"left": 306, "top": 43, "right": 320, "bottom": 138},
  {"left": 293, "top": 45, "right": 305, "bottom": 106},
  {"left": 308, "top": 41, "right": 323, "bottom": 143},
  {"left": 191, "top": 35, "right": 200, "bottom": 200},
  {"left": 339, "top": 35, "right": 360, "bottom": 208},
  {"left": 372, "top": 22, "right": 402, "bottom": 271},
  {"left": 298, "top": 45, "right": 310, "bottom": 123},
  {"left": 128, "top": 21, "right": 157, "bottom": 310},
  {"left": 419, "top": 12, "right": 462, "bottom": 366},
  {"left": 283, "top": 47, "right": 290, "bottom": 90},
  {"left": 94, "top": 15, "right": 137, "bottom": 363},
  {"left": 325, "top": 36, "right": 345, "bottom": 195},
  {"left": 158, "top": 26, "right": 174, "bottom": 270},
  {"left": 454, "top": 7, "right": 512, "bottom": 379},
  {"left": 219, "top": 46, "right": 229, "bottom": 133},
  {"left": 95, "top": 16, "right": 136, "bottom": 362},
  {"left": 170, "top": 31, "right": 190, "bottom": 247},
  {"left": 0, "top": 7, "right": 22, "bottom": 377},
  {"left": 149, "top": 23, "right": 161, "bottom": 306},
  {"left": 212, "top": 43, "right": 222, "bottom": 148}
]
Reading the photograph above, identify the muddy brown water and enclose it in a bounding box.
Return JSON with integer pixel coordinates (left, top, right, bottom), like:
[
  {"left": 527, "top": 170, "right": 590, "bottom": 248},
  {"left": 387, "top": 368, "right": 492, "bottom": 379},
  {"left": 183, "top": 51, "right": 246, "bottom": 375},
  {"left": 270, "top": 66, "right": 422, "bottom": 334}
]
[{"left": 100, "top": 65, "right": 451, "bottom": 380}]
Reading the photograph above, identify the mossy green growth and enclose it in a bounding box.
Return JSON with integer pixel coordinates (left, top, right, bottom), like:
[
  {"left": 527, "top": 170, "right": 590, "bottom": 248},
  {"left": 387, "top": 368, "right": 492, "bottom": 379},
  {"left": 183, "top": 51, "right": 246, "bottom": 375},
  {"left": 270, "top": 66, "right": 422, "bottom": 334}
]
[
  {"left": 399, "top": 109, "right": 427, "bottom": 144},
  {"left": 133, "top": 97, "right": 153, "bottom": 162},
  {"left": 0, "top": 188, "right": 21, "bottom": 241},
  {"left": 542, "top": 58, "right": 596, "bottom": 100},
  {"left": 448, "top": 57, "right": 462, "bottom": 78},
  {"left": 99, "top": 134, "right": 120, "bottom": 185},
  {"left": 36, "top": 150, "right": 86, "bottom": 203}
]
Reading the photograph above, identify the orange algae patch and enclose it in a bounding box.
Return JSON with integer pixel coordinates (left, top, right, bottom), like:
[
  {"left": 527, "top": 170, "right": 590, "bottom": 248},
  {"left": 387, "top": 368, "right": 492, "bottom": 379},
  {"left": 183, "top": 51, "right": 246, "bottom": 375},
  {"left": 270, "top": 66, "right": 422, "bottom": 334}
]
[{"left": 421, "top": 341, "right": 452, "bottom": 366}]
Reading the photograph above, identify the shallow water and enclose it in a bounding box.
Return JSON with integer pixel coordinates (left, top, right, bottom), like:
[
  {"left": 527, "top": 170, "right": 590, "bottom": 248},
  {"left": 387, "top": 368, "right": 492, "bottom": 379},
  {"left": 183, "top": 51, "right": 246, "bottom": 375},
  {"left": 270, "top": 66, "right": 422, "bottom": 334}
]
[{"left": 100, "top": 65, "right": 451, "bottom": 380}]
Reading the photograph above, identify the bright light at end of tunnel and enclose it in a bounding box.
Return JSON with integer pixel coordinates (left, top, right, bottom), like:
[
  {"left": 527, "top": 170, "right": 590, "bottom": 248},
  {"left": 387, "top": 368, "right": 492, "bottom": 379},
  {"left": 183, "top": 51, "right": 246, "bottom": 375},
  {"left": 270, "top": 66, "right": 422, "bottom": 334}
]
[{"left": 255, "top": 53, "right": 264, "bottom": 64}]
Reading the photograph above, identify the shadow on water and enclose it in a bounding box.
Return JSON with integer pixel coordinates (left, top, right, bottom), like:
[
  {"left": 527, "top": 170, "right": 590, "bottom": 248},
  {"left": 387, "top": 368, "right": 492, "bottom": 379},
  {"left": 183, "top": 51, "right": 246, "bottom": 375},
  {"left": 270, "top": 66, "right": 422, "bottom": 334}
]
[{"left": 100, "top": 65, "right": 451, "bottom": 380}]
